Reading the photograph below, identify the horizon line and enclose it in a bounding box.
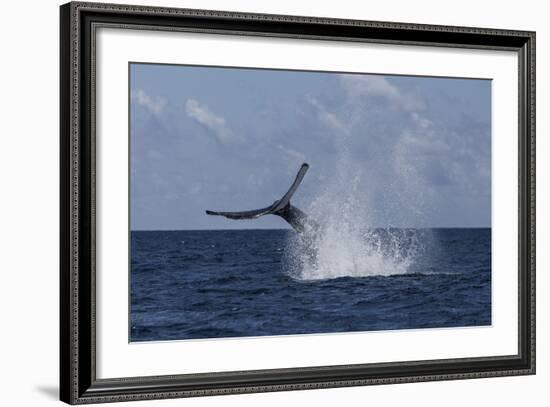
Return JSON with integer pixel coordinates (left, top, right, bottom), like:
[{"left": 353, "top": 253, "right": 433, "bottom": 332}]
[{"left": 130, "top": 226, "right": 492, "bottom": 232}]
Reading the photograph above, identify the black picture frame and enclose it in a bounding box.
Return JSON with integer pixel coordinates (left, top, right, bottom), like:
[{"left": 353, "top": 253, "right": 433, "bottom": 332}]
[{"left": 60, "top": 1, "right": 536, "bottom": 404}]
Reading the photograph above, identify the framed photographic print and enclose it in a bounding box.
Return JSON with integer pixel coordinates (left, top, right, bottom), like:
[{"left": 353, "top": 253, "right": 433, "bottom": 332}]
[{"left": 60, "top": 1, "right": 536, "bottom": 404}]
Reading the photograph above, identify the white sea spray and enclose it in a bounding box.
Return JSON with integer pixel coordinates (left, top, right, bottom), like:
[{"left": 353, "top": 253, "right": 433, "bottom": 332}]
[{"left": 285, "top": 156, "right": 422, "bottom": 281}]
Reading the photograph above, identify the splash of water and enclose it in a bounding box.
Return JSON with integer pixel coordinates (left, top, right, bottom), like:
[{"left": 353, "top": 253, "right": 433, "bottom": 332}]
[{"left": 285, "top": 160, "right": 422, "bottom": 281}]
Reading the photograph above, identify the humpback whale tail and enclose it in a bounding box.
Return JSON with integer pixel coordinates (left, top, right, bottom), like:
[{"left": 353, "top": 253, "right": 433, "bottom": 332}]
[{"left": 206, "top": 163, "right": 315, "bottom": 233}]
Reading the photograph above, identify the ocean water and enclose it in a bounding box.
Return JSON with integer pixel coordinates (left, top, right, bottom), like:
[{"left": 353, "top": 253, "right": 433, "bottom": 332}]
[{"left": 130, "top": 228, "right": 491, "bottom": 342}]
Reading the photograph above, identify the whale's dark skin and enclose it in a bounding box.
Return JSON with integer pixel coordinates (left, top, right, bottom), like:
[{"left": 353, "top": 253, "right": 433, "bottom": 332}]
[
  {"left": 272, "top": 202, "right": 317, "bottom": 234},
  {"left": 206, "top": 163, "right": 318, "bottom": 233}
]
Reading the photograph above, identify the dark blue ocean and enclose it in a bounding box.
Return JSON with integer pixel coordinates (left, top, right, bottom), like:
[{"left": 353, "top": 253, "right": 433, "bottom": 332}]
[{"left": 130, "top": 228, "right": 491, "bottom": 342}]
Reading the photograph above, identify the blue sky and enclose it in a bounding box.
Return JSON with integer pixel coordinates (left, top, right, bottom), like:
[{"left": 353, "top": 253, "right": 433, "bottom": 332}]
[{"left": 130, "top": 63, "right": 491, "bottom": 230}]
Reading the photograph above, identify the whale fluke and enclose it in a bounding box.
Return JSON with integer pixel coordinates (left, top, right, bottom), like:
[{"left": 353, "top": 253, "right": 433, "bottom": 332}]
[
  {"left": 205, "top": 163, "right": 316, "bottom": 233},
  {"left": 205, "top": 205, "right": 274, "bottom": 220},
  {"left": 271, "top": 163, "right": 309, "bottom": 212}
]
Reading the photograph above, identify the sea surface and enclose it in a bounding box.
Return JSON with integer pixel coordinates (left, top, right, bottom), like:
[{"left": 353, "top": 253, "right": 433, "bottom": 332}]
[{"left": 130, "top": 228, "right": 491, "bottom": 342}]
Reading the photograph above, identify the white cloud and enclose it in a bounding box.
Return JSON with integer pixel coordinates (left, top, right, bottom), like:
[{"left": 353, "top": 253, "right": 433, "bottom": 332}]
[
  {"left": 411, "top": 112, "right": 432, "bottom": 129},
  {"left": 339, "top": 75, "right": 424, "bottom": 112},
  {"left": 185, "top": 99, "right": 241, "bottom": 144},
  {"left": 302, "top": 74, "right": 462, "bottom": 225},
  {"left": 277, "top": 144, "right": 306, "bottom": 162},
  {"left": 132, "top": 89, "right": 166, "bottom": 114},
  {"left": 305, "top": 94, "right": 349, "bottom": 135}
]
